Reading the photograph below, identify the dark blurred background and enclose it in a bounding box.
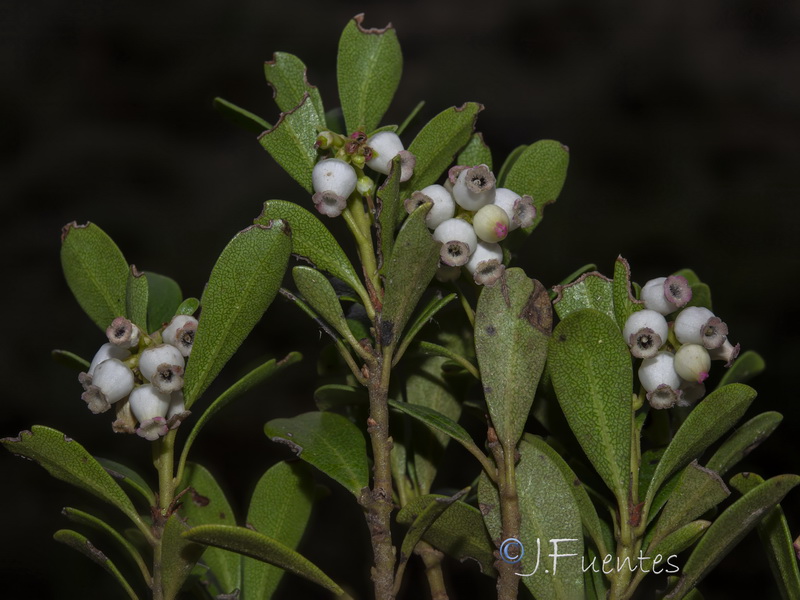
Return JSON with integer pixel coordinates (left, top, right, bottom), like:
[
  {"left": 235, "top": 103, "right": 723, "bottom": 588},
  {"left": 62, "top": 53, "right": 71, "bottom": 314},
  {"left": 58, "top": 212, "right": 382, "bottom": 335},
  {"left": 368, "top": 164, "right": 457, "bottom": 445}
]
[{"left": 2, "top": 1, "right": 799, "bottom": 598}]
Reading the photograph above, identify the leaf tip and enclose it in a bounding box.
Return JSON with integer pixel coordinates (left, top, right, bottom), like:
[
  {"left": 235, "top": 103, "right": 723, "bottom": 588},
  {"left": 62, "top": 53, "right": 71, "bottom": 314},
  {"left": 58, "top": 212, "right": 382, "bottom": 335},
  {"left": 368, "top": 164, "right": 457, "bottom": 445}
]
[
  {"left": 60, "top": 221, "right": 89, "bottom": 244},
  {"left": 352, "top": 13, "right": 395, "bottom": 35}
]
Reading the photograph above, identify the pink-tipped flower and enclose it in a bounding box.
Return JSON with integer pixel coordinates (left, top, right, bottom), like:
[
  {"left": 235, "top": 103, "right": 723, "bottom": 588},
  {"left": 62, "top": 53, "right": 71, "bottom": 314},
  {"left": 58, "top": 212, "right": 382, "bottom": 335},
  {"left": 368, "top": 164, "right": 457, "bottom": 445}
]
[
  {"left": 492, "top": 188, "right": 536, "bottom": 230},
  {"left": 139, "top": 344, "right": 185, "bottom": 394},
  {"left": 129, "top": 384, "right": 171, "bottom": 441},
  {"left": 365, "top": 131, "right": 415, "bottom": 182},
  {"left": 623, "top": 310, "right": 668, "bottom": 359},
  {"left": 674, "top": 306, "right": 728, "bottom": 349},
  {"left": 311, "top": 158, "right": 357, "bottom": 218},
  {"left": 405, "top": 185, "right": 456, "bottom": 229},
  {"left": 106, "top": 317, "right": 140, "bottom": 349},
  {"left": 452, "top": 164, "right": 496, "bottom": 211},
  {"left": 674, "top": 343, "right": 712, "bottom": 383},
  {"left": 80, "top": 358, "right": 135, "bottom": 414},
  {"left": 641, "top": 276, "right": 693, "bottom": 315},
  {"left": 472, "top": 204, "right": 510, "bottom": 243},
  {"left": 465, "top": 241, "right": 504, "bottom": 286},
  {"left": 162, "top": 315, "right": 198, "bottom": 358},
  {"left": 638, "top": 351, "right": 683, "bottom": 409},
  {"left": 433, "top": 218, "right": 477, "bottom": 267}
]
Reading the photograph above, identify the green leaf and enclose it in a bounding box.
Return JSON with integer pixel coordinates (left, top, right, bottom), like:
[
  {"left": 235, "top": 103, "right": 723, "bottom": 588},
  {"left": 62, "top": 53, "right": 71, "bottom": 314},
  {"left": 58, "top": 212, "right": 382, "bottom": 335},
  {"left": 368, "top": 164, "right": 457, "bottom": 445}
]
[
  {"left": 523, "top": 435, "right": 612, "bottom": 558},
  {"left": 396, "top": 497, "right": 496, "bottom": 576},
  {"left": 160, "top": 514, "right": 206, "bottom": 600},
  {"left": 51, "top": 349, "right": 90, "bottom": 371},
  {"left": 245, "top": 462, "right": 316, "bottom": 600},
  {"left": 475, "top": 268, "right": 552, "bottom": 450},
  {"left": 125, "top": 267, "right": 148, "bottom": 330},
  {"left": 397, "top": 489, "right": 469, "bottom": 567},
  {"left": 548, "top": 309, "right": 632, "bottom": 503},
  {"left": 183, "top": 524, "right": 346, "bottom": 597},
  {"left": 644, "top": 383, "right": 757, "bottom": 512},
  {"left": 292, "top": 266, "right": 353, "bottom": 343},
  {"left": 413, "top": 340, "right": 479, "bottom": 378},
  {"left": 478, "top": 439, "right": 584, "bottom": 600},
  {"left": 502, "top": 140, "right": 569, "bottom": 233},
  {"left": 314, "top": 384, "right": 368, "bottom": 411},
  {"left": 646, "top": 461, "right": 729, "bottom": 549},
  {"left": 641, "top": 520, "right": 710, "bottom": 573},
  {"left": 96, "top": 458, "right": 156, "bottom": 508},
  {"left": 183, "top": 222, "right": 291, "bottom": 408},
  {"left": 179, "top": 353, "right": 302, "bottom": 471},
  {"left": 393, "top": 293, "right": 457, "bottom": 364},
  {"left": 376, "top": 154, "right": 402, "bottom": 258},
  {"left": 1, "top": 426, "right": 139, "bottom": 524},
  {"left": 552, "top": 271, "right": 614, "bottom": 322},
  {"left": 674, "top": 269, "right": 713, "bottom": 312},
  {"left": 456, "top": 132, "right": 493, "bottom": 169},
  {"left": 264, "top": 411, "right": 369, "bottom": 496},
  {"left": 403, "top": 102, "right": 483, "bottom": 197},
  {"left": 337, "top": 14, "right": 402, "bottom": 134},
  {"left": 144, "top": 272, "right": 183, "bottom": 333},
  {"left": 175, "top": 297, "right": 200, "bottom": 317},
  {"left": 396, "top": 100, "right": 424, "bottom": 135},
  {"left": 255, "top": 200, "right": 368, "bottom": 307},
  {"left": 53, "top": 530, "right": 139, "bottom": 600},
  {"left": 60, "top": 221, "right": 129, "bottom": 330},
  {"left": 717, "top": 351, "right": 766, "bottom": 388},
  {"left": 381, "top": 203, "right": 441, "bottom": 347},
  {"left": 612, "top": 257, "right": 643, "bottom": 330},
  {"left": 705, "top": 411, "right": 783, "bottom": 478},
  {"left": 258, "top": 94, "right": 319, "bottom": 192},
  {"left": 264, "top": 52, "right": 325, "bottom": 126},
  {"left": 178, "top": 463, "right": 240, "bottom": 595},
  {"left": 213, "top": 96, "right": 271, "bottom": 134},
  {"left": 666, "top": 474, "right": 800, "bottom": 599},
  {"left": 497, "top": 144, "right": 528, "bottom": 187},
  {"left": 729, "top": 473, "right": 800, "bottom": 600}
]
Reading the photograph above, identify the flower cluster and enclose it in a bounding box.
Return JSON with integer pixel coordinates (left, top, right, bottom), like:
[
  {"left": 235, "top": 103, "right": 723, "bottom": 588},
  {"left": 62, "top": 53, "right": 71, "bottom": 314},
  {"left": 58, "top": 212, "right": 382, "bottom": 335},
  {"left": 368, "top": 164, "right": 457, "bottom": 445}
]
[
  {"left": 311, "top": 130, "right": 415, "bottom": 218},
  {"left": 623, "top": 275, "right": 740, "bottom": 409},
  {"left": 406, "top": 164, "right": 535, "bottom": 286},
  {"left": 78, "top": 314, "right": 198, "bottom": 440}
]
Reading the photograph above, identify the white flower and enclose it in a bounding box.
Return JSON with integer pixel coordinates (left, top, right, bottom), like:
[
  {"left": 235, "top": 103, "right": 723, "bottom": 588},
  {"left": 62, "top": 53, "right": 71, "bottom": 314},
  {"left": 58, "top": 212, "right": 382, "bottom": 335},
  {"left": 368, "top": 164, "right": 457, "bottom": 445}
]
[
  {"left": 106, "top": 317, "right": 140, "bottom": 349},
  {"left": 674, "top": 306, "right": 728, "bottom": 349},
  {"left": 80, "top": 358, "right": 135, "bottom": 414},
  {"left": 432, "top": 218, "right": 477, "bottom": 267},
  {"left": 641, "top": 276, "right": 692, "bottom": 315},
  {"left": 493, "top": 188, "right": 536, "bottom": 230},
  {"left": 472, "top": 204, "right": 510, "bottom": 243},
  {"left": 88, "top": 343, "right": 130, "bottom": 376},
  {"left": 405, "top": 185, "right": 455, "bottom": 229},
  {"left": 465, "top": 241, "right": 504, "bottom": 286},
  {"left": 622, "top": 310, "right": 668, "bottom": 358},
  {"left": 365, "top": 131, "right": 415, "bottom": 182},
  {"left": 139, "top": 344, "right": 185, "bottom": 394},
  {"left": 162, "top": 315, "right": 198, "bottom": 357},
  {"left": 638, "top": 351, "right": 683, "bottom": 409},
  {"left": 129, "top": 384, "right": 171, "bottom": 441},
  {"left": 311, "top": 158, "right": 357, "bottom": 217},
  {"left": 452, "top": 164, "right": 496, "bottom": 211}
]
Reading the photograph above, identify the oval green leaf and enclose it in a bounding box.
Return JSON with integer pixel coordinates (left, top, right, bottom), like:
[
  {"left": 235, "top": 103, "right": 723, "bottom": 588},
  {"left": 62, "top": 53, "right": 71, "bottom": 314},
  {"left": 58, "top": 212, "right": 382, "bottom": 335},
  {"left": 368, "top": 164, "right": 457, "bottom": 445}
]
[
  {"left": 292, "top": 266, "right": 353, "bottom": 344},
  {"left": 160, "top": 514, "right": 206, "bottom": 600},
  {"left": 96, "top": 457, "right": 156, "bottom": 508},
  {"left": 125, "top": 266, "right": 148, "bottom": 331},
  {"left": 183, "top": 222, "right": 291, "bottom": 407},
  {"left": 213, "top": 96, "right": 271, "bottom": 134},
  {"left": 705, "top": 411, "right": 783, "bottom": 478},
  {"left": 144, "top": 271, "right": 183, "bottom": 333},
  {"left": 264, "top": 52, "right": 325, "bottom": 126},
  {"left": 552, "top": 271, "right": 614, "bottom": 322},
  {"left": 456, "top": 132, "right": 493, "bottom": 170},
  {"left": 717, "top": 350, "right": 766, "bottom": 388}
]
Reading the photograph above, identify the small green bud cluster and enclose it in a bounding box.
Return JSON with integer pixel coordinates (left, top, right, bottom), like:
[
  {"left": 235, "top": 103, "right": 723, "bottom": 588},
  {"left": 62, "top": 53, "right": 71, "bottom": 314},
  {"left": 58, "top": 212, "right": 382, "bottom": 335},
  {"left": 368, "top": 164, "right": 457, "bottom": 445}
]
[
  {"left": 405, "top": 164, "right": 535, "bottom": 286},
  {"left": 312, "top": 130, "right": 415, "bottom": 217},
  {"left": 623, "top": 276, "right": 739, "bottom": 409},
  {"left": 77, "top": 314, "right": 198, "bottom": 440}
]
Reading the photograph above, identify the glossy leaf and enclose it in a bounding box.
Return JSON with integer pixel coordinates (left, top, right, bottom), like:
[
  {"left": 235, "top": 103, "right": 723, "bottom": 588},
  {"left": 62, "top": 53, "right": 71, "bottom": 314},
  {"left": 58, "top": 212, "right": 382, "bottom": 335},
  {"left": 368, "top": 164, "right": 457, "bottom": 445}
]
[
  {"left": 179, "top": 463, "right": 240, "bottom": 595},
  {"left": 1, "top": 426, "right": 138, "bottom": 524},
  {"left": 255, "top": 200, "right": 367, "bottom": 306},
  {"left": 376, "top": 155, "right": 402, "bottom": 258},
  {"left": 644, "top": 383, "right": 757, "bottom": 511},
  {"left": 729, "top": 473, "right": 800, "bottom": 600},
  {"left": 183, "top": 222, "right": 291, "bottom": 407},
  {"left": 179, "top": 353, "right": 302, "bottom": 471},
  {"left": 264, "top": 411, "right": 369, "bottom": 496},
  {"left": 502, "top": 140, "right": 569, "bottom": 232},
  {"left": 548, "top": 309, "right": 632, "bottom": 503},
  {"left": 705, "top": 411, "right": 782, "bottom": 478},
  {"left": 144, "top": 272, "right": 183, "bottom": 332},
  {"left": 337, "top": 14, "right": 402, "bottom": 134},
  {"left": 496, "top": 144, "right": 528, "bottom": 187},
  {"left": 245, "top": 462, "right": 316, "bottom": 600},
  {"left": 381, "top": 203, "right": 440, "bottom": 347},
  {"left": 213, "top": 96, "right": 271, "bottom": 134},
  {"left": 717, "top": 351, "right": 766, "bottom": 388},
  {"left": 666, "top": 474, "right": 800, "bottom": 599},
  {"left": 60, "top": 221, "right": 129, "bottom": 330},
  {"left": 258, "top": 94, "right": 319, "bottom": 192},
  {"left": 552, "top": 271, "right": 614, "bottom": 322},
  {"left": 51, "top": 349, "right": 90, "bottom": 371},
  {"left": 647, "top": 461, "right": 729, "bottom": 549},
  {"left": 183, "top": 524, "right": 346, "bottom": 596},
  {"left": 264, "top": 52, "right": 325, "bottom": 125},
  {"left": 53, "top": 529, "right": 139, "bottom": 600},
  {"left": 403, "top": 102, "right": 483, "bottom": 197},
  {"left": 396, "top": 497, "right": 496, "bottom": 576},
  {"left": 456, "top": 132, "right": 493, "bottom": 169},
  {"left": 314, "top": 383, "right": 368, "bottom": 411},
  {"left": 475, "top": 268, "right": 552, "bottom": 450},
  {"left": 641, "top": 520, "right": 709, "bottom": 573},
  {"left": 160, "top": 514, "right": 206, "bottom": 600},
  {"left": 125, "top": 267, "right": 148, "bottom": 331},
  {"left": 612, "top": 257, "right": 643, "bottom": 330},
  {"left": 292, "top": 266, "right": 352, "bottom": 343},
  {"left": 96, "top": 457, "right": 155, "bottom": 507},
  {"left": 523, "top": 435, "right": 612, "bottom": 558}
]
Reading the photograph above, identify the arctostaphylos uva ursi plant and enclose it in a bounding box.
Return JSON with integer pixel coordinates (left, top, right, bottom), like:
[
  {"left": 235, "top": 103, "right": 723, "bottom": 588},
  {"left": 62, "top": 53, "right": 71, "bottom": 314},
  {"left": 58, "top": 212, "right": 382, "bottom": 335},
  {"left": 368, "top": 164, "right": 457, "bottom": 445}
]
[{"left": 4, "top": 13, "right": 799, "bottom": 600}]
